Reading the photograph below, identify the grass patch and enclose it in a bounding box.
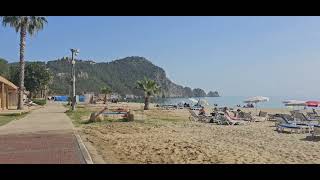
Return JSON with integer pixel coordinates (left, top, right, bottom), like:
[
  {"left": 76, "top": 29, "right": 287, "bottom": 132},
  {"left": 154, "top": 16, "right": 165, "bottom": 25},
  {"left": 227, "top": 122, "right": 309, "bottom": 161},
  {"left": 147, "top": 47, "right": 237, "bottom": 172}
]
[
  {"left": 65, "top": 105, "right": 186, "bottom": 127},
  {"left": 0, "top": 113, "right": 28, "bottom": 126},
  {"left": 65, "top": 106, "right": 93, "bottom": 127},
  {"left": 32, "top": 98, "right": 47, "bottom": 106},
  {"left": 103, "top": 117, "right": 131, "bottom": 123}
]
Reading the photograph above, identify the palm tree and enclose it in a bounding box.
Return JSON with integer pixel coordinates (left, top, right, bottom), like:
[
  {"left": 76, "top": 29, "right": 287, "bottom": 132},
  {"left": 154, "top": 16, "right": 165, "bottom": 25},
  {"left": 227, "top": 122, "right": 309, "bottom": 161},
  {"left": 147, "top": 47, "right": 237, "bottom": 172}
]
[
  {"left": 136, "top": 77, "right": 160, "bottom": 110},
  {"left": 100, "top": 86, "right": 112, "bottom": 104},
  {"left": 1, "top": 16, "right": 47, "bottom": 110}
]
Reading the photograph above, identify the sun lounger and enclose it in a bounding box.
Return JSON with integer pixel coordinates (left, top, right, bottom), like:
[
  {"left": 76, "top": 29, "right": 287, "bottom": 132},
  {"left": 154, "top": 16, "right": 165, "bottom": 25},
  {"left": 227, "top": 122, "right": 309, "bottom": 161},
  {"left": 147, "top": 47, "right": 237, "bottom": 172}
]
[
  {"left": 158, "top": 104, "right": 177, "bottom": 110},
  {"left": 188, "top": 109, "right": 213, "bottom": 123},
  {"left": 237, "top": 111, "right": 253, "bottom": 121},
  {"left": 311, "top": 125, "right": 320, "bottom": 139},
  {"left": 191, "top": 105, "right": 202, "bottom": 110},
  {"left": 274, "top": 114, "right": 305, "bottom": 125},
  {"left": 267, "top": 114, "right": 277, "bottom": 121},
  {"left": 258, "top": 111, "right": 268, "bottom": 117},
  {"left": 252, "top": 111, "right": 268, "bottom": 122},
  {"left": 219, "top": 113, "right": 246, "bottom": 125},
  {"left": 239, "top": 112, "right": 267, "bottom": 122},
  {"left": 292, "top": 112, "right": 319, "bottom": 122},
  {"left": 210, "top": 112, "right": 224, "bottom": 124},
  {"left": 280, "top": 114, "right": 294, "bottom": 121},
  {"left": 275, "top": 116, "right": 311, "bottom": 134},
  {"left": 306, "top": 112, "right": 320, "bottom": 121},
  {"left": 225, "top": 110, "right": 242, "bottom": 120}
]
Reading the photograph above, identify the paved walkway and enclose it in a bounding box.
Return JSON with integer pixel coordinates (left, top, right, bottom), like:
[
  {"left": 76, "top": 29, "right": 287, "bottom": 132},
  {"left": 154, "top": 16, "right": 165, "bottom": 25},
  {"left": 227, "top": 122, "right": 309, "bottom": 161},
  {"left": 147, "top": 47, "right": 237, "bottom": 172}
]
[{"left": 0, "top": 102, "right": 86, "bottom": 164}]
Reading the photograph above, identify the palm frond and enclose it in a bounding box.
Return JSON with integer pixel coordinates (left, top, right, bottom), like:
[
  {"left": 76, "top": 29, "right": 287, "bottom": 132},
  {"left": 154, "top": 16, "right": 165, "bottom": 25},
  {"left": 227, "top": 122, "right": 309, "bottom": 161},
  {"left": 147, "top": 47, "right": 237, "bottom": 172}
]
[
  {"left": 136, "top": 77, "right": 161, "bottom": 96},
  {"left": 101, "top": 86, "right": 112, "bottom": 94},
  {"left": 1, "top": 16, "right": 47, "bottom": 35},
  {"left": 1, "top": 16, "right": 23, "bottom": 32},
  {"left": 27, "top": 16, "right": 47, "bottom": 36}
]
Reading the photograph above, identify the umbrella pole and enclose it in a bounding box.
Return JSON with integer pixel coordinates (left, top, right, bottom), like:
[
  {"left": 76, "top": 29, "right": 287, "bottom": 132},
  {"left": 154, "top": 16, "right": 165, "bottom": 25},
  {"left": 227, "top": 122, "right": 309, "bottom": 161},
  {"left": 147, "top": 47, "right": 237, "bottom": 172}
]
[{"left": 255, "top": 103, "right": 257, "bottom": 115}]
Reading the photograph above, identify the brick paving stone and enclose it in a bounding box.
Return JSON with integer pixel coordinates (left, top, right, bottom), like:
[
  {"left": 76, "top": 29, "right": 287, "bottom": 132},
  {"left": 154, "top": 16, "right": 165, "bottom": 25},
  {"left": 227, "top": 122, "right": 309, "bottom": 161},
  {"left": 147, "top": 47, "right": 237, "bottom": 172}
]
[
  {"left": 0, "top": 132, "right": 85, "bottom": 164},
  {"left": 0, "top": 102, "right": 86, "bottom": 164}
]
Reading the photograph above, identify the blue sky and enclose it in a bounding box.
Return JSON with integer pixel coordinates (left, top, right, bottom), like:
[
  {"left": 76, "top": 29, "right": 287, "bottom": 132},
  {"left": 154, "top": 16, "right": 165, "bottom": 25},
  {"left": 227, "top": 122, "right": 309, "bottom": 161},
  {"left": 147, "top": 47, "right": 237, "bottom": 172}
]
[{"left": 1, "top": 16, "right": 320, "bottom": 97}]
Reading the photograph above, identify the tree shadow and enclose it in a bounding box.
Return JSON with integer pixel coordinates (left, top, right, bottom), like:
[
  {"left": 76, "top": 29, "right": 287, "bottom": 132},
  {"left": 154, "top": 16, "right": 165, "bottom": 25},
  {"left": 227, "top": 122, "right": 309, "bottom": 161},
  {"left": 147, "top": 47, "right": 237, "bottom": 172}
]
[
  {"left": 105, "top": 118, "right": 132, "bottom": 122},
  {"left": 273, "top": 130, "right": 294, "bottom": 134},
  {"left": 300, "top": 135, "right": 320, "bottom": 142},
  {"left": 272, "top": 129, "right": 305, "bottom": 134},
  {"left": 80, "top": 120, "right": 92, "bottom": 124}
]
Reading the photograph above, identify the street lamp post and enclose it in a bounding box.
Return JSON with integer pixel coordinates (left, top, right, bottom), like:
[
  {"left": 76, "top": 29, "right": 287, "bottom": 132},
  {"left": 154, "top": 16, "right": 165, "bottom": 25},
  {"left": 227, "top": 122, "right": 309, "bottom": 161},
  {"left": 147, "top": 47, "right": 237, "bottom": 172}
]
[{"left": 70, "top": 48, "right": 79, "bottom": 111}]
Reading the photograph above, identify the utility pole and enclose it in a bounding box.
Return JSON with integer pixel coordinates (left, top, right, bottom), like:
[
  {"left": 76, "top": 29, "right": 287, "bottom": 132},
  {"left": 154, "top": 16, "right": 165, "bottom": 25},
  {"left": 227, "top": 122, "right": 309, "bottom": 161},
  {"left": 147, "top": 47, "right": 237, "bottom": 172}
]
[{"left": 70, "top": 48, "right": 79, "bottom": 111}]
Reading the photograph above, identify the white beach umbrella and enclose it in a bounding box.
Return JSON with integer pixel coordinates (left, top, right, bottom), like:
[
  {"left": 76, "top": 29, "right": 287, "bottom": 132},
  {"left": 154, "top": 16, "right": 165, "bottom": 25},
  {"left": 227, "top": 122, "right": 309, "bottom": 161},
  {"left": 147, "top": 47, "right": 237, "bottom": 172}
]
[
  {"left": 282, "top": 100, "right": 294, "bottom": 104},
  {"left": 198, "top": 99, "right": 210, "bottom": 107},
  {"left": 244, "top": 96, "right": 270, "bottom": 104},
  {"left": 283, "top": 100, "right": 306, "bottom": 110},
  {"left": 283, "top": 100, "right": 306, "bottom": 106},
  {"left": 244, "top": 96, "right": 269, "bottom": 114},
  {"left": 188, "top": 98, "right": 198, "bottom": 104}
]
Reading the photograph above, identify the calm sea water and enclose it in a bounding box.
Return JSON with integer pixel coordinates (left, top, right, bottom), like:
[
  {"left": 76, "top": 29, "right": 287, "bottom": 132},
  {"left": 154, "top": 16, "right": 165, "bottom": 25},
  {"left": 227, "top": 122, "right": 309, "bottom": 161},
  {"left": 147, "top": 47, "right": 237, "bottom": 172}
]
[{"left": 156, "top": 96, "right": 320, "bottom": 109}]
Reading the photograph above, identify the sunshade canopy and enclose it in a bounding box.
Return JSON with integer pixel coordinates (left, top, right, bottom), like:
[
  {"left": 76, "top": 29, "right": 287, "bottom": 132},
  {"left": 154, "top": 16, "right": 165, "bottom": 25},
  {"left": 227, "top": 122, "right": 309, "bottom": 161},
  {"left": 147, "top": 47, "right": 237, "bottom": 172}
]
[
  {"left": 244, "top": 96, "right": 269, "bottom": 103},
  {"left": 306, "top": 101, "right": 320, "bottom": 107},
  {"left": 188, "top": 98, "right": 198, "bottom": 103},
  {"left": 0, "top": 76, "right": 18, "bottom": 90},
  {"left": 283, "top": 100, "right": 306, "bottom": 107}
]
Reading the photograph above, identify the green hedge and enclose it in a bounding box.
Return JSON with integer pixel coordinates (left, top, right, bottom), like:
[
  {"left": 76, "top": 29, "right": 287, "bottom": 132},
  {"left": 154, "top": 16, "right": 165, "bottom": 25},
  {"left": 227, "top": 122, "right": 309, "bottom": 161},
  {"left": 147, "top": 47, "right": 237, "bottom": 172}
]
[{"left": 32, "top": 99, "right": 47, "bottom": 106}]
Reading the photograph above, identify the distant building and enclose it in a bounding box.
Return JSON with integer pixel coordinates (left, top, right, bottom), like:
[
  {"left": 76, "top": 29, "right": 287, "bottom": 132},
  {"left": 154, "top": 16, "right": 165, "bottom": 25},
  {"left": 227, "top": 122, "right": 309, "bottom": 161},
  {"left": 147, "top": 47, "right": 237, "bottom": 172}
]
[
  {"left": 89, "top": 61, "right": 96, "bottom": 65},
  {"left": 125, "top": 94, "right": 135, "bottom": 99},
  {"left": 83, "top": 92, "right": 95, "bottom": 104},
  {"left": 110, "top": 93, "right": 121, "bottom": 99}
]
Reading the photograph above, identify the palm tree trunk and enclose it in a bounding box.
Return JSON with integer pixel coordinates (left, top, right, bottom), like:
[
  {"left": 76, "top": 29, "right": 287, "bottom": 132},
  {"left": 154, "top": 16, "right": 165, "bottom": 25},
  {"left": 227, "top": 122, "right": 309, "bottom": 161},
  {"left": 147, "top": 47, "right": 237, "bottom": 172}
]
[
  {"left": 144, "top": 96, "right": 150, "bottom": 110},
  {"left": 17, "top": 24, "right": 26, "bottom": 110}
]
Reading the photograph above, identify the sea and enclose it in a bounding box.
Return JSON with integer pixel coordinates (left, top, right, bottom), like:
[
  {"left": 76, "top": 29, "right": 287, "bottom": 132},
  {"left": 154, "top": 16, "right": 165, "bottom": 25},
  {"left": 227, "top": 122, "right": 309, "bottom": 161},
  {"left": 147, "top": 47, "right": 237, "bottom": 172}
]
[{"left": 156, "top": 96, "right": 320, "bottom": 109}]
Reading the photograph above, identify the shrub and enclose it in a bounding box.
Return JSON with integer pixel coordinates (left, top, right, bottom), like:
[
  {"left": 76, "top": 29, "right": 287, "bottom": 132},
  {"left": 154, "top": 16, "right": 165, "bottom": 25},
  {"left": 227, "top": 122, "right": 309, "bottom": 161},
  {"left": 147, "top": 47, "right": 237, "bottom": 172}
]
[{"left": 32, "top": 98, "right": 47, "bottom": 106}]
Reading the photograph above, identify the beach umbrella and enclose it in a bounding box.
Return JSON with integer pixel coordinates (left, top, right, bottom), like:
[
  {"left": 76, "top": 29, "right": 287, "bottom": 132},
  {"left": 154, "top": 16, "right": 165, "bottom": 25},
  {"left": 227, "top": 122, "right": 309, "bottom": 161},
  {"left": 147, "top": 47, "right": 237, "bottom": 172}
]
[
  {"left": 283, "top": 100, "right": 306, "bottom": 110},
  {"left": 306, "top": 101, "right": 320, "bottom": 107},
  {"left": 244, "top": 96, "right": 269, "bottom": 114},
  {"left": 188, "top": 98, "right": 198, "bottom": 104},
  {"left": 283, "top": 100, "right": 306, "bottom": 106},
  {"left": 244, "top": 96, "right": 269, "bottom": 104},
  {"left": 282, "top": 100, "right": 294, "bottom": 104},
  {"left": 198, "top": 99, "right": 210, "bottom": 107}
]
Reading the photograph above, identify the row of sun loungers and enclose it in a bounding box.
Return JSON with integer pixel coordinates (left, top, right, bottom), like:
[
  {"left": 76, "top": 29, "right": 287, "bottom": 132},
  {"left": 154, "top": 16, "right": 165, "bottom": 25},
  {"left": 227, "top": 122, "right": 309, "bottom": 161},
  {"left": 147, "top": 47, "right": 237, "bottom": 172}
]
[
  {"left": 188, "top": 109, "right": 269, "bottom": 125},
  {"left": 188, "top": 108, "right": 320, "bottom": 139},
  {"left": 274, "top": 113, "right": 320, "bottom": 137}
]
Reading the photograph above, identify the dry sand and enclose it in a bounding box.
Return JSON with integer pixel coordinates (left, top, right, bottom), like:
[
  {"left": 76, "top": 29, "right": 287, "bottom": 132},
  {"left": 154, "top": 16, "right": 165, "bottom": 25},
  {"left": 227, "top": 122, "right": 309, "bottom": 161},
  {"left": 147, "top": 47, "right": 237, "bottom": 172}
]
[{"left": 77, "top": 102, "right": 320, "bottom": 164}]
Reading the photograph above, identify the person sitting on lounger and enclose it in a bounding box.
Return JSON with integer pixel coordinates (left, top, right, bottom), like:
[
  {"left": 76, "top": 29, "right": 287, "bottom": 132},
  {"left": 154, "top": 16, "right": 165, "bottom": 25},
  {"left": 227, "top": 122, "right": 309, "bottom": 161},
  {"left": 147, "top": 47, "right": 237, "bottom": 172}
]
[
  {"left": 223, "top": 107, "right": 241, "bottom": 120},
  {"left": 199, "top": 107, "right": 206, "bottom": 115},
  {"left": 312, "top": 108, "right": 317, "bottom": 115}
]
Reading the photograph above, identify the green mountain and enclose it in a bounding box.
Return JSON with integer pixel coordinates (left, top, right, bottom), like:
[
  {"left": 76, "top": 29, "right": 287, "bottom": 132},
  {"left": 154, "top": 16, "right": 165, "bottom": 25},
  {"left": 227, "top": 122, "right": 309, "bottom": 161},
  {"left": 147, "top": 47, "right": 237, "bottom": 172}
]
[{"left": 2, "top": 56, "right": 219, "bottom": 98}]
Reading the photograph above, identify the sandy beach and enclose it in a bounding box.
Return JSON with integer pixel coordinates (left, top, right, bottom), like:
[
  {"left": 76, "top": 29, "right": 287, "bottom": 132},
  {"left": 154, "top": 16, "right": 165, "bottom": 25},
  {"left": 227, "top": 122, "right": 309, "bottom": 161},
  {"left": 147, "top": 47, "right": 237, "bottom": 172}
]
[{"left": 74, "top": 102, "right": 320, "bottom": 164}]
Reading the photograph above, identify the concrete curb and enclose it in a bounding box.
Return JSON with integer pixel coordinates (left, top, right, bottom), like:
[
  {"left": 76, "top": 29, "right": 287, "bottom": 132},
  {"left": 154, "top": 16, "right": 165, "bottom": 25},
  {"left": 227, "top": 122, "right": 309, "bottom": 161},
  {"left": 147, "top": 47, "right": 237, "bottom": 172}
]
[{"left": 75, "top": 134, "right": 94, "bottom": 164}]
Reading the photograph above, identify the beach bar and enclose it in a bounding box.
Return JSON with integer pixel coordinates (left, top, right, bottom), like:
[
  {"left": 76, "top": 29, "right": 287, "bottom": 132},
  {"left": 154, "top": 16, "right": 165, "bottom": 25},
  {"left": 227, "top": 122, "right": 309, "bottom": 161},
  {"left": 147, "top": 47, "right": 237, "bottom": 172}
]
[{"left": 0, "top": 75, "right": 18, "bottom": 110}]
